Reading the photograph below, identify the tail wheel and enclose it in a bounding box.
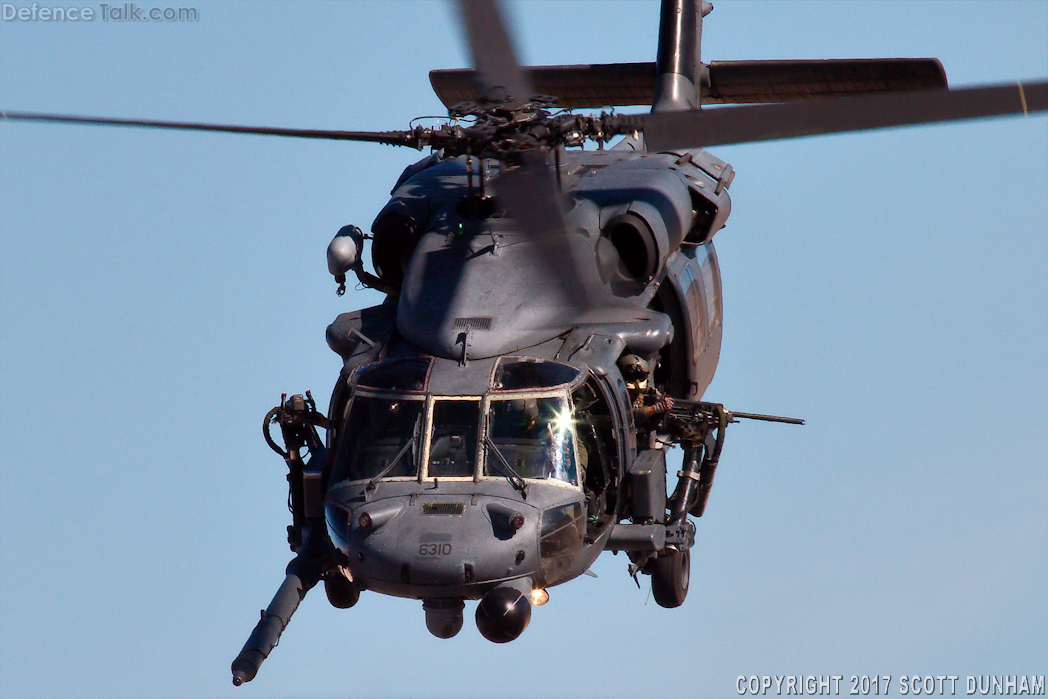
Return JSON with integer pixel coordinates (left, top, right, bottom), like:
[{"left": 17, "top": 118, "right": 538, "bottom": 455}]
[{"left": 651, "top": 547, "right": 690, "bottom": 608}]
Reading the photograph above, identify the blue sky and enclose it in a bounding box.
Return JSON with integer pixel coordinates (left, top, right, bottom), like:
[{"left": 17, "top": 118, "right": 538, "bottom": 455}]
[{"left": 1, "top": 2, "right": 1045, "bottom": 698}]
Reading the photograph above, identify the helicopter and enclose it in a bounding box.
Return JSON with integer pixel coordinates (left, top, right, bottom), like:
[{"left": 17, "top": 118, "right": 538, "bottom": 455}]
[{"left": 1, "top": 0, "right": 1045, "bottom": 690}]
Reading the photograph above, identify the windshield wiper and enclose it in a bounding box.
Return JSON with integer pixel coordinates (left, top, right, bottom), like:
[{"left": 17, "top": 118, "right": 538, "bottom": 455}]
[
  {"left": 366, "top": 436, "right": 415, "bottom": 492},
  {"left": 366, "top": 412, "right": 423, "bottom": 492},
  {"left": 484, "top": 437, "right": 528, "bottom": 498}
]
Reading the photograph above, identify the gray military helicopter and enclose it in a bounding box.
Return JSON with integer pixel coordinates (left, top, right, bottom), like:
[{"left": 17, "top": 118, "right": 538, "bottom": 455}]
[{"left": 4, "top": 0, "right": 1045, "bottom": 687}]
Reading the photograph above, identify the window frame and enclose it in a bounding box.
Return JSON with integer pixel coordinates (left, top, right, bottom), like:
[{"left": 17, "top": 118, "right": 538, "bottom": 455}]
[
  {"left": 478, "top": 388, "right": 582, "bottom": 491},
  {"left": 329, "top": 389, "right": 429, "bottom": 489},
  {"left": 330, "top": 386, "right": 585, "bottom": 491}
]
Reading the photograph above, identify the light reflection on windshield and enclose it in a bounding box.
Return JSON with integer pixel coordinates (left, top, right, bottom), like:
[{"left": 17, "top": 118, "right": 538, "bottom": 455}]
[{"left": 484, "top": 396, "right": 578, "bottom": 485}]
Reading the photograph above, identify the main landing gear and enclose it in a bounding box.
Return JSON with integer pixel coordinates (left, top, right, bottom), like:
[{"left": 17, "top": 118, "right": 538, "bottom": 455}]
[{"left": 620, "top": 401, "right": 801, "bottom": 608}]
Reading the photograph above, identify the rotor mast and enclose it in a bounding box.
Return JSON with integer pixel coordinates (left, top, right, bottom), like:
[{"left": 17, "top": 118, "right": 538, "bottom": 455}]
[{"left": 653, "top": 0, "right": 713, "bottom": 112}]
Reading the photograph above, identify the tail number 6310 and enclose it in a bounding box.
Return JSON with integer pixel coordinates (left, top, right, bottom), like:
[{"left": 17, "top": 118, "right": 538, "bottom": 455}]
[{"left": 418, "top": 543, "right": 452, "bottom": 556}]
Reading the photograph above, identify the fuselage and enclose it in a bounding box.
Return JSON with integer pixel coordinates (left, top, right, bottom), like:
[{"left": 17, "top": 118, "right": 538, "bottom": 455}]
[{"left": 322, "top": 139, "right": 733, "bottom": 603}]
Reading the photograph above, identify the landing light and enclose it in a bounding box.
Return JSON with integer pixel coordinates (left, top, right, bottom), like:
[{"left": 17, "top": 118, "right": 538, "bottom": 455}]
[{"left": 530, "top": 589, "right": 549, "bottom": 606}]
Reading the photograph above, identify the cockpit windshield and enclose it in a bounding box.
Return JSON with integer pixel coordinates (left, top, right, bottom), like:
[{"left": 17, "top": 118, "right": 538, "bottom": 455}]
[
  {"left": 483, "top": 396, "right": 578, "bottom": 486},
  {"left": 428, "top": 399, "right": 480, "bottom": 478},
  {"left": 331, "top": 358, "right": 583, "bottom": 488},
  {"left": 331, "top": 396, "right": 424, "bottom": 483}
]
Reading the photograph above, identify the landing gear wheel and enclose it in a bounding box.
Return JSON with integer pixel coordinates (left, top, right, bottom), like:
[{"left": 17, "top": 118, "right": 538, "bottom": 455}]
[
  {"left": 651, "top": 547, "right": 690, "bottom": 608},
  {"left": 323, "top": 568, "right": 360, "bottom": 609}
]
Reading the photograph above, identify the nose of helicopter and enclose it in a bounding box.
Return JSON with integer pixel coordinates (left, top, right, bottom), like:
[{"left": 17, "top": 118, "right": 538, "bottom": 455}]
[{"left": 326, "top": 490, "right": 543, "bottom": 597}]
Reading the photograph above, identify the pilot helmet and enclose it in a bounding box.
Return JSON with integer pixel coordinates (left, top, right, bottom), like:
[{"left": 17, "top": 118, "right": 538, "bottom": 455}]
[
  {"left": 618, "top": 353, "right": 652, "bottom": 382},
  {"left": 509, "top": 398, "right": 540, "bottom": 420}
]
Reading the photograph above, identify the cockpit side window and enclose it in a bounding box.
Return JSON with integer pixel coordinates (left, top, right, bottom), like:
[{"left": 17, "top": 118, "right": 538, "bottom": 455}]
[
  {"left": 484, "top": 396, "right": 578, "bottom": 485},
  {"left": 427, "top": 399, "right": 480, "bottom": 478},
  {"left": 331, "top": 396, "right": 423, "bottom": 483},
  {"left": 572, "top": 377, "right": 619, "bottom": 519}
]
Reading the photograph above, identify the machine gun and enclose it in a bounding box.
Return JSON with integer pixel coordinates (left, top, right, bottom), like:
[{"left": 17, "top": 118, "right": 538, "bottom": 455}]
[
  {"left": 263, "top": 391, "right": 328, "bottom": 552},
  {"left": 660, "top": 399, "right": 804, "bottom": 523},
  {"left": 234, "top": 393, "right": 350, "bottom": 686}
]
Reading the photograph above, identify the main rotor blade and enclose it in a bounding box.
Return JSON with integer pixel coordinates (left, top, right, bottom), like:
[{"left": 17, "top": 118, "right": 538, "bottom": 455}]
[
  {"left": 632, "top": 80, "right": 1047, "bottom": 152},
  {"left": 456, "top": 0, "right": 535, "bottom": 105},
  {"left": 494, "top": 152, "right": 591, "bottom": 308},
  {"left": 0, "top": 110, "right": 418, "bottom": 146},
  {"left": 455, "top": 2, "right": 588, "bottom": 304}
]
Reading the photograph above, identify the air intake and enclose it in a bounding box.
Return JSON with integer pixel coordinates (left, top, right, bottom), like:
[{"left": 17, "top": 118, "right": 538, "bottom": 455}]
[
  {"left": 422, "top": 503, "right": 465, "bottom": 516},
  {"left": 454, "top": 316, "right": 493, "bottom": 331}
]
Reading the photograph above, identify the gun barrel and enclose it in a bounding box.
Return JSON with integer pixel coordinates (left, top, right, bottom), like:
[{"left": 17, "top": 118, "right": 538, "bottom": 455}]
[
  {"left": 666, "top": 399, "right": 805, "bottom": 426},
  {"left": 231, "top": 557, "right": 321, "bottom": 686},
  {"left": 729, "top": 411, "right": 805, "bottom": 425}
]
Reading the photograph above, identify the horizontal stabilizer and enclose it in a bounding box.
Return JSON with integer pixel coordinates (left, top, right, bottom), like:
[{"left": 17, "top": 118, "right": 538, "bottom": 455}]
[
  {"left": 705, "top": 58, "right": 947, "bottom": 103},
  {"left": 430, "top": 58, "right": 947, "bottom": 109},
  {"left": 431, "top": 62, "right": 654, "bottom": 109}
]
